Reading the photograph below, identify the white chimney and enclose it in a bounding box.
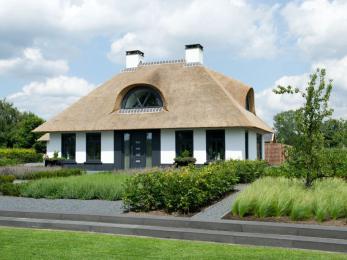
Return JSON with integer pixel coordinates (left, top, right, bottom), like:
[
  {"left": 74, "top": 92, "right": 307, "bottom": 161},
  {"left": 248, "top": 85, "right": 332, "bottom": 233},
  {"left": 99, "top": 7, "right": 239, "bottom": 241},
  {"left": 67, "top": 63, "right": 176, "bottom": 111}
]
[
  {"left": 125, "top": 50, "right": 144, "bottom": 68},
  {"left": 185, "top": 44, "right": 203, "bottom": 64}
]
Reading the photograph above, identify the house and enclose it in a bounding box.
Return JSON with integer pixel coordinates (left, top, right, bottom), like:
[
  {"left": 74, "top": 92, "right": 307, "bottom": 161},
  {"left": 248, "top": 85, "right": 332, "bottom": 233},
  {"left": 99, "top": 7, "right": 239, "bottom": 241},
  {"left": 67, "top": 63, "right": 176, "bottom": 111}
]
[{"left": 34, "top": 44, "right": 272, "bottom": 170}]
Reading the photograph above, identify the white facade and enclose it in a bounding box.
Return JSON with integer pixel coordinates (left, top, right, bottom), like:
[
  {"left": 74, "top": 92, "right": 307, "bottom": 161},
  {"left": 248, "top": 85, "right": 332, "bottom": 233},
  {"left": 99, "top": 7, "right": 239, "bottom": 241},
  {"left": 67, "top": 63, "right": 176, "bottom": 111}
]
[
  {"left": 47, "top": 132, "right": 61, "bottom": 158},
  {"left": 225, "top": 128, "right": 245, "bottom": 160},
  {"left": 46, "top": 128, "right": 265, "bottom": 167},
  {"left": 160, "top": 129, "right": 176, "bottom": 164},
  {"left": 75, "top": 132, "right": 86, "bottom": 163},
  {"left": 193, "top": 129, "right": 206, "bottom": 164},
  {"left": 101, "top": 131, "right": 114, "bottom": 164}
]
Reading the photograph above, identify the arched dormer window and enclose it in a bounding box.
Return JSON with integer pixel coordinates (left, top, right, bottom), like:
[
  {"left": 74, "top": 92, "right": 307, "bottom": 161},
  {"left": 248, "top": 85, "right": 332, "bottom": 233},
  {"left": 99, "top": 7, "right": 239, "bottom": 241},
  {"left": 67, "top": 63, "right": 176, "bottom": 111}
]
[
  {"left": 120, "top": 86, "right": 163, "bottom": 113},
  {"left": 246, "top": 93, "right": 251, "bottom": 111},
  {"left": 245, "top": 89, "right": 255, "bottom": 113}
]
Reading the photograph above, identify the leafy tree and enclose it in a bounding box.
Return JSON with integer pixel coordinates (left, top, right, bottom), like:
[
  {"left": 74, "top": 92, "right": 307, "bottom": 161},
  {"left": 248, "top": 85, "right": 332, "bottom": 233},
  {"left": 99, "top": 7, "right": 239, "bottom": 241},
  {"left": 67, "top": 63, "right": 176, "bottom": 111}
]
[
  {"left": 12, "top": 112, "right": 44, "bottom": 149},
  {"left": 273, "top": 110, "right": 299, "bottom": 146},
  {"left": 273, "top": 68, "right": 333, "bottom": 187},
  {"left": 0, "top": 99, "right": 21, "bottom": 147},
  {"left": 321, "top": 118, "right": 347, "bottom": 148},
  {"left": 0, "top": 99, "right": 45, "bottom": 151}
]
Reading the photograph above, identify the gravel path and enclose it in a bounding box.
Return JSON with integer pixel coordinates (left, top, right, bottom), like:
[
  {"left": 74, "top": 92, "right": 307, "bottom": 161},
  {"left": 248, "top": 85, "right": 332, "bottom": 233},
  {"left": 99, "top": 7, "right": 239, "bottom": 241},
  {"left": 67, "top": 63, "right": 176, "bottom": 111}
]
[
  {"left": 191, "top": 184, "right": 249, "bottom": 220},
  {"left": 0, "top": 196, "right": 124, "bottom": 216}
]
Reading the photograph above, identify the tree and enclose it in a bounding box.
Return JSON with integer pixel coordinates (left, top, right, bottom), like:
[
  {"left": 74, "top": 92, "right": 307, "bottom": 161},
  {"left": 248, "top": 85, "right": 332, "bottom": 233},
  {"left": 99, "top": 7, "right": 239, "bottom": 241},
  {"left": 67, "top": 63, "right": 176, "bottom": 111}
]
[
  {"left": 273, "top": 68, "right": 333, "bottom": 187},
  {"left": 321, "top": 118, "right": 347, "bottom": 148},
  {"left": 273, "top": 110, "right": 299, "bottom": 146},
  {"left": 0, "top": 99, "right": 21, "bottom": 147},
  {"left": 0, "top": 99, "right": 45, "bottom": 151},
  {"left": 12, "top": 112, "right": 45, "bottom": 149}
]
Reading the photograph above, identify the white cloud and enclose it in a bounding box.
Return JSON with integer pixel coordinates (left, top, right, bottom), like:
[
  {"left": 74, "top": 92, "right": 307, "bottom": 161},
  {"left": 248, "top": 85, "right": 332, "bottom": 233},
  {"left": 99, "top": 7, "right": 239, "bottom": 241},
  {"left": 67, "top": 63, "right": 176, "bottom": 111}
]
[
  {"left": 256, "top": 56, "right": 347, "bottom": 125},
  {"left": 0, "top": 48, "right": 68, "bottom": 78},
  {"left": 107, "top": 0, "right": 279, "bottom": 63},
  {"left": 8, "top": 76, "right": 95, "bottom": 119},
  {"left": 282, "top": 0, "right": 347, "bottom": 59}
]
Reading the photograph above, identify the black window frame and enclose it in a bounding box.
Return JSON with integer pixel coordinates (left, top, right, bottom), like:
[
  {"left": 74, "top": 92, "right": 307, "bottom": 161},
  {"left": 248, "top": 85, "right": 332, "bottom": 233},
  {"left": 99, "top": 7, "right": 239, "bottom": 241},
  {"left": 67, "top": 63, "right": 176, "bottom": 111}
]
[
  {"left": 206, "top": 130, "right": 225, "bottom": 162},
  {"left": 121, "top": 86, "right": 163, "bottom": 109},
  {"left": 61, "top": 133, "right": 76, "bottom": 161},
  {"left": 175, "top": 130, "right": 193, "bottom": 157},
  {"left": 245, "top": 130, "right": 249, "bottom": 160},
  {"left": 257, "top": 133, "right": 263, "bottom": 160},
  {"left": 86, "top": 132, "right": 101, "bottom": 163}
]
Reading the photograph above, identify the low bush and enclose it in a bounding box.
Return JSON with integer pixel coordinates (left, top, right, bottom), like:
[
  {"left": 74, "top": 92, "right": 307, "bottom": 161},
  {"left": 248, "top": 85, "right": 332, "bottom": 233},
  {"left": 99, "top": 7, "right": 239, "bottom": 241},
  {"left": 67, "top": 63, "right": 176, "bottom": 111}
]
[
  {"left": 21, "top": 168, "right": 84, "bottom": 180},
  {"left": 0, "top": 175, "right": 15, "bottom": 184},
  {"left": 0, "top": 183, "right": 20, "bottom": 196},
  {"left": 20, "top": 173, "right": 128, "bottom": 200},
  {"left": 0, "top": 166, "right": 61, "bottom": 179},
  {"left": 322, "top": 148, "right": 347, "bottom": 179},
  {"left": 123, "top": 162, "right": 239, "bottom": 213},
  {"left": 0, "top": 158, "right": 18, "bottom": 166},
  {"left": 232, "top": 177, "right": 347, "bottom": 221},
  {"left": 0, "top": 148, "right": 42, "bottom": 164},
  {"left": 227, "top": 160, "right": 268, "bottom": 183}
]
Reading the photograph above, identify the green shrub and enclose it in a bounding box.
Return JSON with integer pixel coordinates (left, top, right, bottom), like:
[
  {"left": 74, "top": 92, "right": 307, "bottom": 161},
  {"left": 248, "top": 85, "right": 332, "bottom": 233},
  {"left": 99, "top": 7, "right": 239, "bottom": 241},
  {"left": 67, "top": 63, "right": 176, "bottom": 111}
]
[
  {"left": 0, "top": 148, "right": 42, "bottom": 164},
  {"left": 321, "top": 148, "right": 347, "bottom": 179},
  {"left": 0, "top": 158, "right": 18, "bottom": 166},
  {"left": 0, "top": 175, "right": 16, "bottom": 184},
  {"left": 21, "top": 168, "right": 84, "bottom": 180},
  {"left": 232, "top": 177, "right": 347, "bottom": 221},
  {"left": 224, "top": 160, "right": 268, "bottom": 183},
  {"left": 123, "top": 162, "right": 239, "bottom": 213},
  {"left": 0, "top": 183, "right": 20, "bottom": 196},
  {"left": 20, "top": 173, "right": 128, "bottom": 200}
]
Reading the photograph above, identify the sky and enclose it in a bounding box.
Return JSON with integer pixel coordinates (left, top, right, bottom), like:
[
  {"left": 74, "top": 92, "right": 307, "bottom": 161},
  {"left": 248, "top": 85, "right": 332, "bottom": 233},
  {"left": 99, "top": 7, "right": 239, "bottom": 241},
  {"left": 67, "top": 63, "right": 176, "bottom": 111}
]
[{"left": 0, "top": 0, "right": 346, "bottom": 125}]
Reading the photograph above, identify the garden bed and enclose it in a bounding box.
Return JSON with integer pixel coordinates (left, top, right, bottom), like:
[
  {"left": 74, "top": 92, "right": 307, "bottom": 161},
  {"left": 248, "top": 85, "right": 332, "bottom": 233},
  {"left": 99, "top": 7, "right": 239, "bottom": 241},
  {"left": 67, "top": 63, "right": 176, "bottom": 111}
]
[
  {"left": 232, "top": 177, "right": 347, "bottom": 223},
  {"left": 223, "top": 213, "right": 347, "bottom": 227}
]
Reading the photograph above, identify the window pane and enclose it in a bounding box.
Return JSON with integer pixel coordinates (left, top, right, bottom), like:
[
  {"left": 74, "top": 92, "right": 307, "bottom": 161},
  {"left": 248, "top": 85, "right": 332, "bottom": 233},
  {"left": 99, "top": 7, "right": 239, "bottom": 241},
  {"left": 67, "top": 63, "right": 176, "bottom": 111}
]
[
  {"left": 206, "top": 130, "right": 225, "bottom": 161},
  {"left": 124, "top": 133, "right": 130, "bottom": 169},
  {"left": 122, "top": 87, "right": 163, "bottom": 109},
  {"left": 257, "top": 133, "right": 262, "bottom": 160},
  {"left": 62, "top": 133, "right": 76, "bottom": 160},
  {"left": 86, "top": 133, "right": 101, "bottom": 161},
  {"left": 146, "top": 132, "right": 152, "bottom": 167},
  {"left": 175, "top": 130, "right": 193, "bottom": 157}
]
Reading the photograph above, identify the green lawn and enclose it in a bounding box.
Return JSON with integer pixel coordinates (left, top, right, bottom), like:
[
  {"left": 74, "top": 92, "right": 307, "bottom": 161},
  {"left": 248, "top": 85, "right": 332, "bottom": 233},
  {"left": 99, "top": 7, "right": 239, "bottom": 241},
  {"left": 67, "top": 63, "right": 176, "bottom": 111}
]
[{"left": 0, "top": 227, "right": 346, "bottom": 260}]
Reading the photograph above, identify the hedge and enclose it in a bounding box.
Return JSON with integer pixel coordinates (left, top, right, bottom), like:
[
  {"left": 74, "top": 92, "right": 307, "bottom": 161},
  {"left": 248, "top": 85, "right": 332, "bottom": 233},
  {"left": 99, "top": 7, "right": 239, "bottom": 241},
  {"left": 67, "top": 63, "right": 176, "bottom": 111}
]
[
  {"left": 227, "top": 160, "right": 269, "bottom": 183},
  {"left": 0, "top": 148, "right": 42, "bottom": 164},
  {"left": 123, "top": 162, "right": 239, "bottom": 213}
]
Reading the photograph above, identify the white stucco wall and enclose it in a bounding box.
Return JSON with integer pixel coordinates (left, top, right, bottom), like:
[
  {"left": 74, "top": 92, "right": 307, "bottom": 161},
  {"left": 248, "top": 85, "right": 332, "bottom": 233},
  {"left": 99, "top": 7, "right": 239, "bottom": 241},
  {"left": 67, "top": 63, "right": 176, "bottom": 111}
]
[
  {"left": 101, "top": 131, "right": 114, "bottom": 164},
  {"left": 47, "top": 133, "right": 61, "bottom": 158},
  {"left": 248, "top": 131, "right": 257, "bottom": 160},
  {"left": 193, "top": 129, "right": 206, "bottom": 164},
  {"left": 75, "top": 132, "right": 86, "bottom": 163},
  {"left": 160, "top": 129, "right": 176, "bottom": 164},
  {"left": 225, "top": 128, "right": 245, "bottom": 160}
]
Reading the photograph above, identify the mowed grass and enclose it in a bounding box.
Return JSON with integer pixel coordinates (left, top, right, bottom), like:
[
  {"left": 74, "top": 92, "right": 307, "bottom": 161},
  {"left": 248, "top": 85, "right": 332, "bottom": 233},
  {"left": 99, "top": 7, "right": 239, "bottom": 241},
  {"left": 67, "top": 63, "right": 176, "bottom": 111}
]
[
  {"left": 0, "top": 227, "right": 346, "bottom": 260},
  {"left": 232, "top": 177, "right": 347, "bottom": 221},
  {"left": 20, "top": 173, "right": 129, "bottom": 200}
]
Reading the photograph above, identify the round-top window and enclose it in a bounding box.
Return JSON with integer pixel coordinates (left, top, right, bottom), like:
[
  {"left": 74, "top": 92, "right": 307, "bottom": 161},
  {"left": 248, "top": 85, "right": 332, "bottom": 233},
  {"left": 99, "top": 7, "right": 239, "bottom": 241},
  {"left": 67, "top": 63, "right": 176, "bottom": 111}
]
[{"left": 121, "top": 86, "right": 163, "bottom": 109}]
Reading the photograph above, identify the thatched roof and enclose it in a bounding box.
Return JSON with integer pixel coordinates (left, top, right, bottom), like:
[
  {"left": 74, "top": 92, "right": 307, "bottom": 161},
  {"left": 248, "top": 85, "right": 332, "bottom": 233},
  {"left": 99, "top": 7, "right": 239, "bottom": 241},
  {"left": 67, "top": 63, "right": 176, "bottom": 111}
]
[
  {"left": 37, "top": 133, "right": 50, "bottom": 142},
  {"left": 34, "top": 62, "right": 272, "bottom": 133}
]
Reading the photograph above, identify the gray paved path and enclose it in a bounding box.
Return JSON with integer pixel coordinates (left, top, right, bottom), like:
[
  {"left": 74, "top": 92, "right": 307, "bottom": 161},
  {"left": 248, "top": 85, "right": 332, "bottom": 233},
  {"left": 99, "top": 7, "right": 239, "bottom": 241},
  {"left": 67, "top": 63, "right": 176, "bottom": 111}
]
[
  {"left": 0, "top": 196, "right": 124, "bottom": 216},
  {"left": 191, "top": 184, "right": 249, "bottom": 220}
]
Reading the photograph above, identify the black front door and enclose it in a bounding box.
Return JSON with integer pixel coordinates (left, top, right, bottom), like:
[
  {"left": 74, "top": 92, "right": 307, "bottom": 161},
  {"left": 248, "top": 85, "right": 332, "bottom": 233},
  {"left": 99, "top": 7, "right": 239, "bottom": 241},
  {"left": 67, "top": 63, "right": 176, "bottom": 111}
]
[{"left": 130, "top": 132, "right": 146, "bottom": 168}]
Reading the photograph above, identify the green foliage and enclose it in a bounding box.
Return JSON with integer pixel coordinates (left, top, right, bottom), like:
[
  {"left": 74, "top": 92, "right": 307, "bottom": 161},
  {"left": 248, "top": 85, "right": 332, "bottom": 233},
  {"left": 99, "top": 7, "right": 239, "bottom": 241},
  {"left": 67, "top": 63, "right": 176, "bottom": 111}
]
[
  {"left": 174, "top": 149, "right": 196, "bottom": 166},
  {"left": 273, "top": 110, "right": 299, "bottom": 146},
  {"left": 321, "top": 119, "right": 347, "bottom": 148},
  {"left": 0, "top": 175, "right": 15, "bottom": 184},
  {"left": 273, "top": 68, "right": 333, "bottom": 187},
  {"left": 0, "top": 99, "right": 45, "bottom": 150},
  {"left": 321, "top": 148, "right": 347, "bottom": 179},
  {"left": 230, "top": 160, "right": 268, "bottom": 183},
  {"left": 0, "top": 148, "right": 42, "bottom": 164},
  {"left": 20, "top": 173, "right": 128, "bottom": 200},
  {"left": 0, "top": 183, "right": 21, "bottom": 196},
  {"left": 20, "top": 168, "right": 84, "bottom": 180},
  {"left": 232, "top": 177, "right": 347, "bottom": 221},
  {"left": 123, "top": 162, "right": 239, "bottom": 213},
  {"left": 0, "top": 158, "right": 18, "bottom": 166}
]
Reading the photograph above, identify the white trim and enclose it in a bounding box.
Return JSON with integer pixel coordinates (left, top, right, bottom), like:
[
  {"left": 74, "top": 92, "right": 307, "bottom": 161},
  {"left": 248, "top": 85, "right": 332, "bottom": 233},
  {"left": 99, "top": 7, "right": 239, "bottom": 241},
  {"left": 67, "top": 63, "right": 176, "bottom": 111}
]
[
  {"left": 193, "top": 129, "right": 206, "bottom": 164},
  {"left": 101, "top": 131, "right": 114, "bottom": 163}
]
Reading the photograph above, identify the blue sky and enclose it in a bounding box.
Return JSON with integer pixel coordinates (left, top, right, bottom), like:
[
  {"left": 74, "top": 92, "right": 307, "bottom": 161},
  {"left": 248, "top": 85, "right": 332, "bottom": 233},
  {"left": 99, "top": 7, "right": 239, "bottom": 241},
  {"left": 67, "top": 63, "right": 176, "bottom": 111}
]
[{"left": 1, "top": 0, "right": 346, "bottom": 125}]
